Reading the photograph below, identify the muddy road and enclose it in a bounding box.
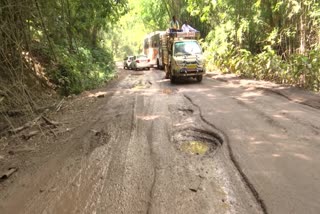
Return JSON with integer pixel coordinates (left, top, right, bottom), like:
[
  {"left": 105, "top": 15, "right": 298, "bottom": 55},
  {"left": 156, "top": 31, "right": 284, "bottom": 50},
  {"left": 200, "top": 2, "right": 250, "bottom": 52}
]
[{"left": 1, "top": 65, "right": 320, "bottom": 214}]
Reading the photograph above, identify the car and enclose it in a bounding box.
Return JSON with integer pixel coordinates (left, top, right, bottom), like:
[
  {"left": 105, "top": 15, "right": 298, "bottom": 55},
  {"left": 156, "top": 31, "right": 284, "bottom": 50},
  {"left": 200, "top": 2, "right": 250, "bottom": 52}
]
[
  {"left": 123, "top": 56, "right": 134, "bottom": 69},
  {"left": 130, "top": 55, "right": 150, "bottom": 70}
]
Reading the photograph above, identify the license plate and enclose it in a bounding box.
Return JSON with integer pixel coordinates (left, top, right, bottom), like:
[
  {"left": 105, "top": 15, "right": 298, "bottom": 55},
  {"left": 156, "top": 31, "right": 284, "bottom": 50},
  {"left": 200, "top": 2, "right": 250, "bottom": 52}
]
[{"left": 186, "top": 64, "right": 197, "bottom": 69}]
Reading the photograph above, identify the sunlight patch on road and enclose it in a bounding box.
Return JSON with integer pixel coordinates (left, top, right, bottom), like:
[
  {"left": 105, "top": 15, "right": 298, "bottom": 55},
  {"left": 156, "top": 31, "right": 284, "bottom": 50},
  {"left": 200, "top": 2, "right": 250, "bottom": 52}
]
[
  {"left": 240, "top": 91, "right": 264, "bottom": 98},
  {"left": 293, "top": 153, "right": 312, "bottom": 161},
  {"left": 162, "top": 88, "right": 173, "bottom": 94},
  {"left": 178, "top": 88, "right": 211, "bottom": 93},
  {"left": 136, "top": 115, "right": 161, "bottom": 121},
  {"left": 85, "top": 91, "right": 107, "bottom": 98},
  {"left": 156, "top": 79, "right": 170, "bottom": 83},
  {"left": 251, "top": 141, "right": 264, "bottom": 145}
]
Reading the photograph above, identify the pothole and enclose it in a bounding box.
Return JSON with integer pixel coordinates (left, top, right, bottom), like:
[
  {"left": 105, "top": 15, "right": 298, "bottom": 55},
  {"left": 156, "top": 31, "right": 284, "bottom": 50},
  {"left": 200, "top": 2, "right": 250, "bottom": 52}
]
[
  {"left": 174, "top": 128, "right": 223, "bottom": 156},
  {"left": 132, "top": 80, "right": 152, "bottom": 89},
  {"left": 181, "top": 141, "right": 209, "bottom": 155}
]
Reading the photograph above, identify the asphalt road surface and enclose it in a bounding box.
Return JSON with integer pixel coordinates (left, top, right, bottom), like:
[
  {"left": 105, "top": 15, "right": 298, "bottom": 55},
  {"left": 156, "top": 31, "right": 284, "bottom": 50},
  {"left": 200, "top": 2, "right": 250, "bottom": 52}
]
[{"left": 0, "top": 65, "right": 319, "bottom": 214}]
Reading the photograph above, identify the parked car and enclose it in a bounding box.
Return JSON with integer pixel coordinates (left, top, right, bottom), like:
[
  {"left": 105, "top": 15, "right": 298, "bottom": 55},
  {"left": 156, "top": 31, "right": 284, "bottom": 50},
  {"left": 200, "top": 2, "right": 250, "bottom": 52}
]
[
  {"left": 123, "top": 56, "right": 134, "bottom": 69},
  {"left": 130, "top": 55, "right": 150, "bottom": 70}
]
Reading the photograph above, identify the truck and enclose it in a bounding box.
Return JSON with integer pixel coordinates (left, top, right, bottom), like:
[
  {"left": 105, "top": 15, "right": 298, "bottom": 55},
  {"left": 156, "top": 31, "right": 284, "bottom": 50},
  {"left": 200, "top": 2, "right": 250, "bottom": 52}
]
[{"left": 159, "top": 31, "right": 205, "bottom": 83}]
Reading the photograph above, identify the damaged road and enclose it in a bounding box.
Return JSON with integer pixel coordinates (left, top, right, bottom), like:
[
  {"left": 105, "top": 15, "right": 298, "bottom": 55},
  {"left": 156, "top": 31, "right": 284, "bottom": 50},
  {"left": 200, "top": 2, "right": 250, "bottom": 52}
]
[{"left": 0, "top": 66, "right": 319, "bottom": 214}]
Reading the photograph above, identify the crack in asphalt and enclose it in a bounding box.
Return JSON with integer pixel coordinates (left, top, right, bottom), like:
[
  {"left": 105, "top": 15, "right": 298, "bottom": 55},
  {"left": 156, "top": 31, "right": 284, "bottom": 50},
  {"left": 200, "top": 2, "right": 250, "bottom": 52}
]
[{"left": 183, "top": 94, "right": 268, "bottom": 214}]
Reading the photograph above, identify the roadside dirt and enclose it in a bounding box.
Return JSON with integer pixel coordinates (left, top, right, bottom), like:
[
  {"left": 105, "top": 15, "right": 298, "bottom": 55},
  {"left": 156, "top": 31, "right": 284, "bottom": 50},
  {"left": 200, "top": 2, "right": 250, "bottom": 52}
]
[
  {"left": 206, "top": 72, "right": 320, "bottom": 109},
  {"left": 0, "top": 67, "right": 319, "bottom": 214}
]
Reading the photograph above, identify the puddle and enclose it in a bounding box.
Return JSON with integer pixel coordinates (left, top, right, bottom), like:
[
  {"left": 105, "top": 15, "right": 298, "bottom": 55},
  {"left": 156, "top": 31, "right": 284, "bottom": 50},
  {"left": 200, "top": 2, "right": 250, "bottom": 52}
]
[
  {"left": 174, "top": 128, "right": 223, "bottom": 155},
  {"left": 180, "top": 141, "right": 209, "bottom": 155}
]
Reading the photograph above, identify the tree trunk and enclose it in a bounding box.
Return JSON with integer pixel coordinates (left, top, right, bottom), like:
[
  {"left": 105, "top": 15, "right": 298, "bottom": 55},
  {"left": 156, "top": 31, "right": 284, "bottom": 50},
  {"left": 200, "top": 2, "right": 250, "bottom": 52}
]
[{"left": 299, "top": 2, "right": 306, "bottom": 54}]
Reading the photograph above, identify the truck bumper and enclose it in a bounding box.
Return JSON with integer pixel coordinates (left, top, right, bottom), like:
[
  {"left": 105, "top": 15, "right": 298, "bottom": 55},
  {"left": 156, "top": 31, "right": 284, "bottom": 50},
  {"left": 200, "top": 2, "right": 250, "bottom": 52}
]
[{"left": 174, "top": 68, "right": 205, "bottom": 77}]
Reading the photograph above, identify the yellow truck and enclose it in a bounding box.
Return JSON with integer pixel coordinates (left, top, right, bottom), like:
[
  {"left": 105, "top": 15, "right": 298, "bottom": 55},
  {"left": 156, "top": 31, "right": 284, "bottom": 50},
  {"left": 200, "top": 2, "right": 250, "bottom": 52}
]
[{"left": 160, "top": 31, "right": 205, "bottom": 83}]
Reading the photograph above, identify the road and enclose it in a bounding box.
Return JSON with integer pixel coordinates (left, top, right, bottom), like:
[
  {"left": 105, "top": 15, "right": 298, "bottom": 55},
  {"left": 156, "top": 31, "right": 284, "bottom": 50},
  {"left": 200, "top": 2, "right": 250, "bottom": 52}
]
[{"left": 0, "top": 66, "right": 319, "bottom": 214}]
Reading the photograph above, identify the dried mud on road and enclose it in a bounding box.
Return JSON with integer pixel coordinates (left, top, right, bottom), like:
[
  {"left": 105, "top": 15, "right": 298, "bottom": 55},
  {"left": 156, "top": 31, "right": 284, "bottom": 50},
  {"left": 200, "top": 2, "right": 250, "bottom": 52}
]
[{"left": 1, "top": 67, "right": 319, "bottom": 214}]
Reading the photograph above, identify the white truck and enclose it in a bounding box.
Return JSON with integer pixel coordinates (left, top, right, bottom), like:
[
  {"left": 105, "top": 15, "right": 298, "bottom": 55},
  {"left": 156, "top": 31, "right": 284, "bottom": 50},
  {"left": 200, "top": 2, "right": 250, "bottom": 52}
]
[{"left": 160, "top": 31, "right": 205, "bottom": 83}]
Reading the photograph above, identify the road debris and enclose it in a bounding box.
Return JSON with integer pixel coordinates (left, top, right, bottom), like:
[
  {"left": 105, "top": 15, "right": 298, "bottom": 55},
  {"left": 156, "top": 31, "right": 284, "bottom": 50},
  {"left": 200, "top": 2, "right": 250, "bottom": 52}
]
[{"left": 0, "top": 167, "right": 18, "bottom": 180}]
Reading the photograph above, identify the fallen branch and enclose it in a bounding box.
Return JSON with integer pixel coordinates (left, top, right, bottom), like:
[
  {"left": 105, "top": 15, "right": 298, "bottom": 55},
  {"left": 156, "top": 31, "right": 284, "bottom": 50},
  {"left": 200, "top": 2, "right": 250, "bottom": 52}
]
[
  {"left": 1, "top": 109, "right": 28, "bottom": 117},
  {"left": 42, "top": 116, "right": 60, "bottom": 127},
  {"left": 48, "top": 128, "right": 57, "bottom": 138},
  {"left": 8, "top": 115, "right": 42, "bottom": 134},
  {"left": 55, "top": 98, "right": 64, "bottom": 112},
  {"left": 22, "top": 130, "right": 40, "bottom": 140},
  {"left": 0, "top": 167, "right": 18, "bottom": 180}
]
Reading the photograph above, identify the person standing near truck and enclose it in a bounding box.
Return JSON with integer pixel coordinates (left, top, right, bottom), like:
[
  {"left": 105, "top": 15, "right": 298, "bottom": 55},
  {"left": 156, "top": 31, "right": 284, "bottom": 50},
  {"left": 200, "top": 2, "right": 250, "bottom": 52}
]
[
  {"left": 181, "top": 20, "right": 198, "bottom": 32},
  {"left": 169, "top": 16, "right": 180, "bottom": 32}
]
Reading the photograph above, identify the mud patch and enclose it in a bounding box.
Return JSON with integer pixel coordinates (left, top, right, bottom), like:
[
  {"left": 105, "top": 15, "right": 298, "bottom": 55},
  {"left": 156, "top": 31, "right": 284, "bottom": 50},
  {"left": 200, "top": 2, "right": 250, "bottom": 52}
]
[
  {"left": 173, "top": 128, "right": 223, "bottom": 156},
  {"left": 85, "top": 129, "right": 111, "bottom": 154},
  {"left": 162, "top": 88, "right": 174, "bottom": 94},
  {"left": 133, "top": 80, "right": 152, "bottom": 90},
  {"left": 130, "top": 72, "right": 144, "bottom": 76},
  {"left": 178, "top": 108, "right": 194, "bottom": 117}
]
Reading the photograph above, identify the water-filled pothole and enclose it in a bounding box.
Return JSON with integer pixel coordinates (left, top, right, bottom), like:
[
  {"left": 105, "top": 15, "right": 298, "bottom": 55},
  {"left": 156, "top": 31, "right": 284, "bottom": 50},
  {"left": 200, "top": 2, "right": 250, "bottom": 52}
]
[
  {"left": 180, "top": 141, "right": 209, "bottom": 155},
  {"left": 174, "top": 128, "right": 223, "bottom": 155}
]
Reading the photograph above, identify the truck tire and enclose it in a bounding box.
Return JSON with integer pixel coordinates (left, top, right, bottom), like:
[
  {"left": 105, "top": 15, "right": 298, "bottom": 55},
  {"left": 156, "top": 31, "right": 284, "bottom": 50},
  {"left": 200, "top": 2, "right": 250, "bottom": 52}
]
[
  {"left": 196, "top": 75, "right": 203, "bottom": 82},
  {"left": 170, "top": 75, "right": 176, "bottom": 84},
  {"left": 170, "top": 66, "right": 176, "bottom": 83},
  {"left": 165, "top": 65, "right": 170, "bottom": 79}
]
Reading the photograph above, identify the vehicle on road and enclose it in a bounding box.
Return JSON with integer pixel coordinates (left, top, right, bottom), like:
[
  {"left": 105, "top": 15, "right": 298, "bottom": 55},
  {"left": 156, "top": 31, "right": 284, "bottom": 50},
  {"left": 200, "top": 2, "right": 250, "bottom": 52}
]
[
  {"left": 123, "top": 56, "right": 134, "bottom": 69},
  {"left": 143, "top": 31, "right": 166, "bottom": 69},
  {"left": 130, "top": 55, "right": 150, "bottom": 70},
  {"left": 159, "top": 31, "right": 205, "bottom": 83}
]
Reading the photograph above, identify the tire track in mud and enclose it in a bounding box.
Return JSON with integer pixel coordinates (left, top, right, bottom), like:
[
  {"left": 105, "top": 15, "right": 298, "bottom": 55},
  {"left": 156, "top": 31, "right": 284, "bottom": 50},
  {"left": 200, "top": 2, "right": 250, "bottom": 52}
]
[
  {"left": 22, "top": 94, "right": 137, "bottom": 213},
  {"left": 132, "top": 94, "right": 157, "bottom": 214},
  {"left": 183, "top": 94, "right": 268, "bottom": 214}
]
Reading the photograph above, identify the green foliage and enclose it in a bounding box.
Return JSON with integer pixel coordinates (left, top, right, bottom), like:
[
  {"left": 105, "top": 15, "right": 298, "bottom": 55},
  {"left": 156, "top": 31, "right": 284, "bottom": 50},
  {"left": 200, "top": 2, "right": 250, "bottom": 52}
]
[
  {"left": 110, "top": 0, "right": 214, "bottom": 60},
  {"left": 206, "top": 43, "right": 320, "bottom": 91},
  {"left": 201, "top": 0, "right": 320, "bottom": 91},
  {"left": 1, "top": 0, "right": 127, "bottom": 96},
  {"left": 49, "top": 46, "right": 115, "bottom": 96}
]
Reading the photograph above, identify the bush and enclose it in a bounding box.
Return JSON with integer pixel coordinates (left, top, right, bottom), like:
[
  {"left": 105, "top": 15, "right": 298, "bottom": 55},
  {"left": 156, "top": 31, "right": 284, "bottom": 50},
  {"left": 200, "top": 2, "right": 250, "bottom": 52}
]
[
  {"left": 205, "top": 44, "right": 320, "bottom": 91},
  {"left": 49, "top": 45, "right": 116, "bottom": 96}
]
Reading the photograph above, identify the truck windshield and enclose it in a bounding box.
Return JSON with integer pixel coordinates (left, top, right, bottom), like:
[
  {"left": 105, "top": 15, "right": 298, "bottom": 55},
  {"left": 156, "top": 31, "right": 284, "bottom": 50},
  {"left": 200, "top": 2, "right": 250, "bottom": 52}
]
[{"left": 174, "top": 41, "right": 202, "bottom": 56}]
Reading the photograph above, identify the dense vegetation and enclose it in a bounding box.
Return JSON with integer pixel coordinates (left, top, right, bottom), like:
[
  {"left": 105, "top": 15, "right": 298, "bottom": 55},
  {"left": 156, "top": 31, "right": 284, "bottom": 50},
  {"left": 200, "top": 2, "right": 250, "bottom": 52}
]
[
  {"left": 1, "top": 0, "right": 129, "bottom": 95},
  {"left": 197, "top": 0, "right": 320, "bottom": 91},
  {"left": 0, "top": 0, "right": 128, "bottom": 124},
  {"left": 191, "top": 0, "right": 320, "bottom": 91}
]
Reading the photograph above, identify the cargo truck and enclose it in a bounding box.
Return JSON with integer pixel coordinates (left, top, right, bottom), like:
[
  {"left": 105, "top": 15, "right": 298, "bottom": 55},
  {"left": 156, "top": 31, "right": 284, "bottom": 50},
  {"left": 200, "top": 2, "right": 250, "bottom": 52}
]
[{"left": 160, "top": 31, "right": 205, "bottom": 83}]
